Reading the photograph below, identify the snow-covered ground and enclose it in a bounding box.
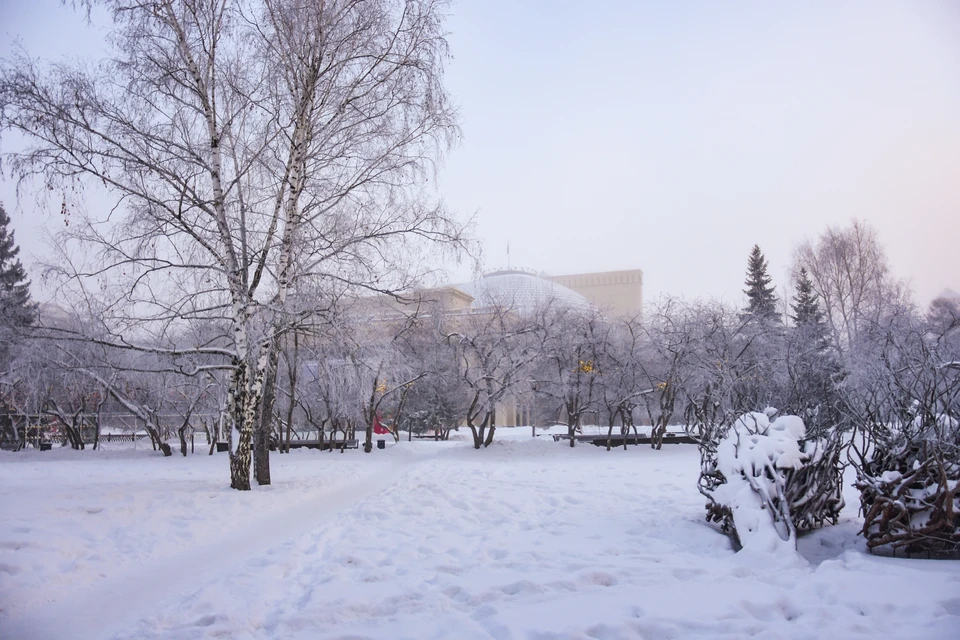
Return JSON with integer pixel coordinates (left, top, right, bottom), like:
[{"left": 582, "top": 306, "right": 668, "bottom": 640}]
[{"left": 1, "top": 430, "right": 958, "bottom": 640}]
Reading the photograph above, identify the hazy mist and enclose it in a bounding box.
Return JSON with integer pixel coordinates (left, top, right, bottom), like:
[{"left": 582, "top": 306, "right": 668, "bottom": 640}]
[{"left": 2, "top": 0, "right": 958, "bottom": 305}]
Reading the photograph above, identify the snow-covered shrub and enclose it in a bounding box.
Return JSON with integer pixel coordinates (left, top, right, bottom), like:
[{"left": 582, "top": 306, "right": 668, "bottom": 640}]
[
  {"left": 842, "top": 310, "right": 960, "bottom": 556},
  {"left": 852, "top": 413, "right": 960, "bottom": 555},
  {"left": 780, "top": 429, "right": 845, "bottom": 532},
  {"left": 699, "top": 410, "right": 844, "bottom": 552}
]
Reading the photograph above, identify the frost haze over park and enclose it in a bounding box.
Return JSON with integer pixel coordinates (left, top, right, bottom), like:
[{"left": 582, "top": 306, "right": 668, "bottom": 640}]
[{"left": 0, "top": 1, "right": 958, "bottom": 639}]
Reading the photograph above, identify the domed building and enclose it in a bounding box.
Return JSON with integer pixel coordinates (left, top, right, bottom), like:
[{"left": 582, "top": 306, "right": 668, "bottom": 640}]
[
  {"left": 431, "top": 267, "right": 643, "bottom": 319},
  {"left": 454, "top": 269, "right": 590, "bottom": 313},
  {"left": 364, "top": 266, "right": 644, "bottom": 429},
  {"left": 442, "top": 267, "right": 643, "bottom": 428}
]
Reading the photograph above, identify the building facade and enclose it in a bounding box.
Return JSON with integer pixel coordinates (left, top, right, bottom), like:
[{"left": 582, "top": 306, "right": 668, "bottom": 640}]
[{"left": 545, "top": 269, "right": 643, "bottom": 319}]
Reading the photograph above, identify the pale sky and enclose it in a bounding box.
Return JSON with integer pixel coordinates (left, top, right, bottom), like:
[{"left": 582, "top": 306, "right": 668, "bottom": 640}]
[{"left": 2, "top": 0, "right": 958, "bottom": 306}]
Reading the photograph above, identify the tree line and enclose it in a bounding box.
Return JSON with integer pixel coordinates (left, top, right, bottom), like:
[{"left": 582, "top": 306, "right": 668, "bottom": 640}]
[{"left": 0, "top": 1, "right": 955, "bottom": 554}]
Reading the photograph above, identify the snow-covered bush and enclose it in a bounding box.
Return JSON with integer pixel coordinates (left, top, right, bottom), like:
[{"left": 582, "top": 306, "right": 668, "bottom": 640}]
[
  {"left": 852, "top": 413, "right": 959, "bottom": 555},
  {"left": 699, "top": 410, "right": 844, "bottom": 552},
  {"left": 780, "top": 429, "right": 846, "bottom": 532},
  {"left": 842, "top": 309, "right": 960, "bottom": 556}
]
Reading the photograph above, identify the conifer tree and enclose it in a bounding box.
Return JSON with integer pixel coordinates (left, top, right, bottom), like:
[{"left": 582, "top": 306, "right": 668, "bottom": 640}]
[
  {"left": 790, "top": 267, "right": 823, "bottom": 327},
  {"left": 786, "top": 266, "right": 839, "bottom": 436},
  {"left": 0, "top": 204, "right": 36, "bottom": 333},
  {"left": 742, "top": 244, "right": 779, "bottom": 321}
]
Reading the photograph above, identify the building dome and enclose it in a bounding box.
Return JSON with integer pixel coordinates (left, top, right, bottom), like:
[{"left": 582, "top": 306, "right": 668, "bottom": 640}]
[{"left": 456, "top": 269, "right": 590, "bottom": 312}]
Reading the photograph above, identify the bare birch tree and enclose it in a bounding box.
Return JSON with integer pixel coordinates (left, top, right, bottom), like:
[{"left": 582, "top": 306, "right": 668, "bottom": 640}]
[
  {"left": 793, "top": 220, "right": 906, "bottom": 355},
  {"left": 1, "top": 0, "right": 465, "bottom": 489}
]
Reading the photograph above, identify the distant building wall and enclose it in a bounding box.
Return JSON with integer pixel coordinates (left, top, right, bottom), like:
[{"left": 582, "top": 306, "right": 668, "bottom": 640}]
[{"left": 546, "top": 269, "right": 643, "bottom": 319}]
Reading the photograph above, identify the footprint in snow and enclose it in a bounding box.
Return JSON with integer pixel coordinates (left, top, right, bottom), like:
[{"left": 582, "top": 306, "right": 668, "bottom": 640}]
[
  {"left": 487, "top": 548, "right": 508, "bottom": 560},
  {"left": 942, "top": 597, "right": 960, "bottom": 616},
  {"left": 500, "top": 580, "right": 546, "bottom": 596},
  {"left": 580, "top": 571, "right": 619, "bottom": 587},
  {"left": 470, "top": 604, "right": 497, "bottom": 620}
]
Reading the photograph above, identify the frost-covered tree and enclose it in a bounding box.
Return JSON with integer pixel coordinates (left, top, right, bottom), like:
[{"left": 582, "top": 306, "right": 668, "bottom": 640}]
[
  {"left": 352, "top": 332, "right": 427, "bottom": 453},
  {"left": 736, "top": 246, "right": 787, "bottom": 412},
  {"left": 0, "top": 204, "right": 35, "bottom": 357},
  {"left": 1, "top": 0, "right": 466, "bottom": 489},
  {"left": 842, "top": 307, "right": 960, "bottom": 555},
  {"left": 742, "top": 244, "right": 779, "bottom": 322},
  {"left": 637, "top": 297, "right": 844, "bottom": 548},
  {"left": 595, "top": 317, "right": 652, "bottom": 450},
  {"left": 638, "top": 299, "right": 744, "bottom": 443},
  {"left": 784, "top": 266, "right": 841, "bottom": 436},
  {"left": 790, "top": 267, "right": 823, "bottom": 328},
  {"left": 927, "top": 295, "right": 960, "bottom": 352},
  {"left": 395, "top": 313, "right": 468, "bottom": 441},
  {"left": 637, "top": 299, "right": 708, "bottom": 448},
  {"left": 443, "top": 303, "right": 542, "bottom": 449},
  {"left": 533, "top": 304, "right": 606, "bottom": 447},
  {"left": 793, "top": 220, "right": 905, "bottom": 354}
]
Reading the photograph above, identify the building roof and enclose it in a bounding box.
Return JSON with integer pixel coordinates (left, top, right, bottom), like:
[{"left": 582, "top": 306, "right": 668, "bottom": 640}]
[{"left": 454, "top": 269, "right": 590, "bottom": 313}]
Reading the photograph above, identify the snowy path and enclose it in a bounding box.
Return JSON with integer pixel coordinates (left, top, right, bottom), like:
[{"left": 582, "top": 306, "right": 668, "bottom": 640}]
[
  {"left": 3, "top": 437, "right": 959, "bottom": 639},
  {"left": 1, "top": 451, "right": 421, "bottom": 640},
  {"left": 114, "top": 442, "right": 960, "bottom": 639}
]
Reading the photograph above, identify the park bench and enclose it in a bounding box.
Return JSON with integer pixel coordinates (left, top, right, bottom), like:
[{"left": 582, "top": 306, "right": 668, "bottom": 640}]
[
  {"left": 269, "top": 438, "right": 359, "bottom": 452},
  {"left": 551, "top": 432, "right": 697, "bottom": 446},
  {"left": 101, "top": 433, "right": 149, "bottom": 443}
]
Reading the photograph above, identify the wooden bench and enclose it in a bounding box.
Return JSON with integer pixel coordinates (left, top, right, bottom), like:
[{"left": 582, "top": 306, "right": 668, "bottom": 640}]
[
  {"left": 551, "top": 433, "right": 600, "bottom": 443},
  {"left": 552, "top": 433, "right": 697, "bottom": 446},
  {"left": 272, "top": 438, "right": 359, "bottom": 451}
]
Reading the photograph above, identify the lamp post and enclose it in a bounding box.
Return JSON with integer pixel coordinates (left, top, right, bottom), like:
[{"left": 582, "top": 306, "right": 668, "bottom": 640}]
[{"left": 530, "top": 380, "right": 538, "bottom": 438}]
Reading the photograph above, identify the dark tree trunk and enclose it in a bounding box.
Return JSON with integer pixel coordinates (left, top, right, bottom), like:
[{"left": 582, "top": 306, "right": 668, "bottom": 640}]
[
  {"left": 605, "top": 417, "right": 615, "bottom": 451},
  {"left": 282, "top": 333, "right": 299, "bottom": 454},
  {"left": 364, "top": 425, "right": 373, "bottom": 453},
  {"left": 284, "top": 415, "right": 294, "bottom": 453},
  {"left": 466, "top": 416, "right": 481, "bottom": 449},
  {"left": 621, "top": 407, "right": 633, "bottom": 450},
  {"left": 146, "top": 424, "right": 172, "bottom": 456},
  {"left": 175, "top": 408, "right": 194, "bottom": 458},
  {"left": 255, "top": 346, "right": 279, "bottom": 485},
  {"left": 364, "top": 379, "right": 378, "bottom": 454},
  {"left": 70, "top": 425, "right": 85, "bottom": 450},
  {"left": 652, "top": 381, "right": 676, "bottom": 450},
  {"left": 566, "top": 404, "right": 579, "bottom": 448},
  {"left": 392, "top": 388, "right": 410, "bottom": 443},
  {"left": 208, "top": 418, "right": 218, "bottom": 455},
  {"left": 46, "top": 403, "right": 85, "bottom": 450},
  {"left": 482, "top": 409, "right": 496, "bottom": 447}
]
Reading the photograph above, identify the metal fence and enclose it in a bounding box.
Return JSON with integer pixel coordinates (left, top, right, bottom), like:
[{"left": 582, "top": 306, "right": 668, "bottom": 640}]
[{"left": 0, "top": 412, "right": 222, "bottom": 449}]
